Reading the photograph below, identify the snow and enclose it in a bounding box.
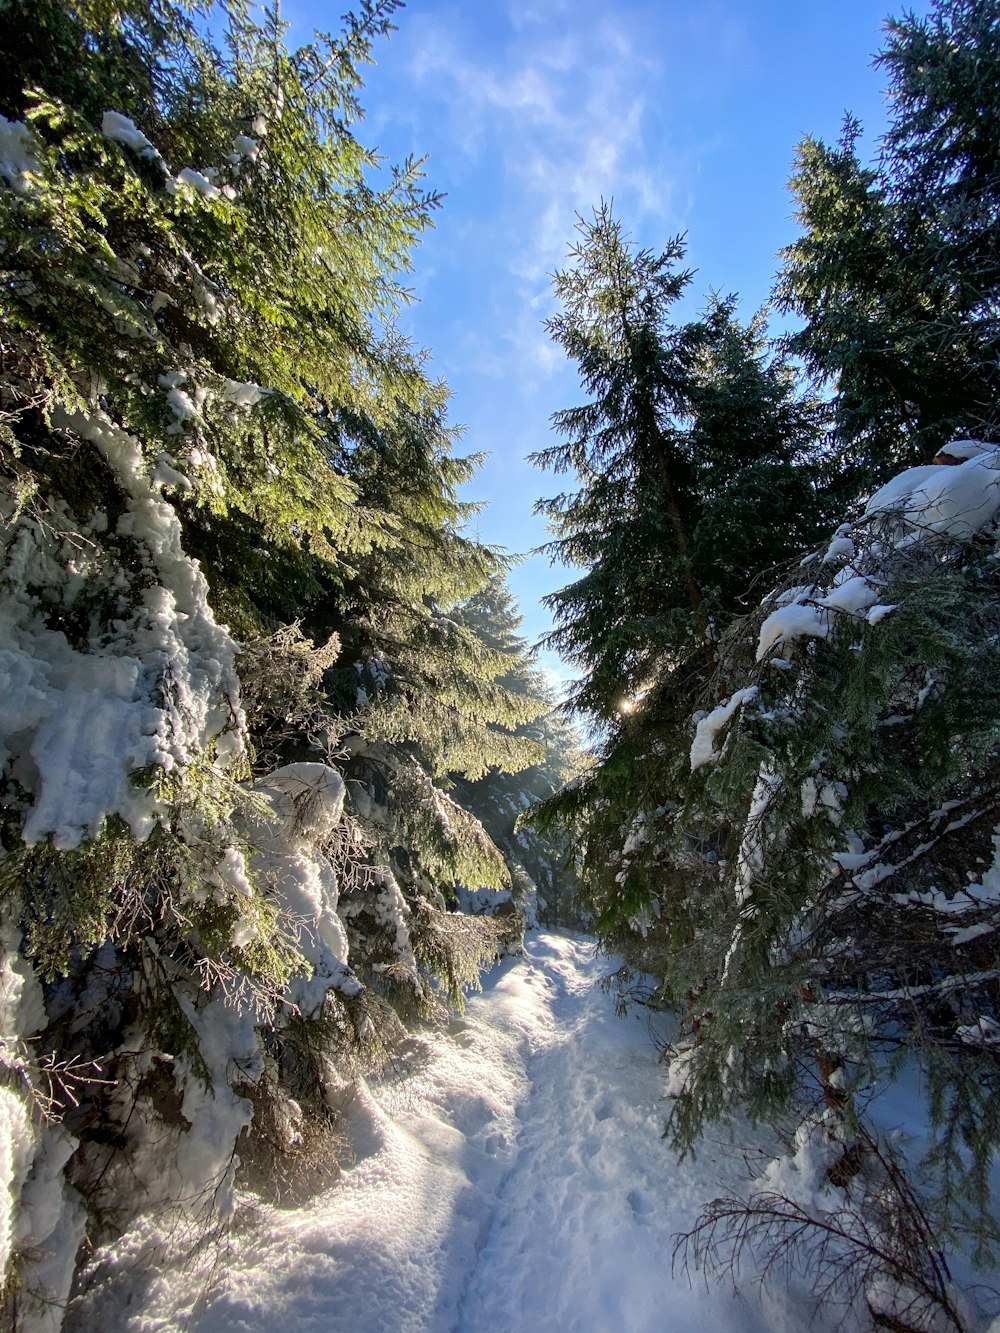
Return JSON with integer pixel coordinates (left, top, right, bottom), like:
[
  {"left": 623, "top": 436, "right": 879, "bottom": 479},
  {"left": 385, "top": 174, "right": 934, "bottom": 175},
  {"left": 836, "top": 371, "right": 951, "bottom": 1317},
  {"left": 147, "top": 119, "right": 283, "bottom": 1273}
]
[
  {"left": 758, "top": 1109, "right": 850, "bottom": 1216},
  {"left": 0, "top": 1083, "right": 34, "bottom": 1285},
  {"left": 753, "top": 442, "right": 1000, "bottom": 661},
  {"left": 864, "top": 445, "right": 1000, "bottom": 540},
  {"left": 801, "top": 776, "right": 847, "bottom": 823},
  {"left": 101, "top": 111, "right": 240, "bottom": 216},
  {"left": 189, "top": 282, "right": 220, "bottom": 325},
  {"left": 159, "top": 372, "right": 211, "bottom": 429},
  {"left": 934, "top": 440, "right": 999, "bottom": 463},
  {"left": 82, "top": 769, "right": 355, "bottom": 1236},
  {"left": 71, "top": 933, "right": 829, "bottom": 1333},
  {"left": 1, "top": 921, "right": 85, "bottom": 1325},
  {"left": 172, "top": 991, "right": 262, "bottom": 1210},
  {"left": 690, "top": 685, "right": 758, "bottom": 770},
  {"left": 0, "top": 115, "right": 39, "bottom": 193},
  {"left": 756, "top": 599, "right": 828, "bottom": 660},
  {"left": 865, "top": 464, "right": 944, "bottom": 517},
  {"left": 751, "top": 443, "right": 1000, "bottom": 663},
  {"left": 13, "top": 1125, "right": 86, "bottom": 1330},
  {"left": 822, "top": 535, "right": 855, "bottom": 563},
  {"left": 246, "top": 762, "right": 360, "bottom": 1015},
  {"left": 818, "top": 573, "right": 882, "bottom": 616},
  {"left": 453, "top": 882, "right": 513, "bottom": 915},
  {"left": 0, "top": 1105, "right": 86, "bottom": 1332},
  {"left": 232, "top": 134, "right": 260, "bottom": 161},
  {"left": 101, "top": 111, "right": 158, "bottom": 159},
  {"left": 755, "top": 576, "right": 881, "bottom": 661},
  {"left": 0, "top": 404, "right": 245, "bottom": 848},
  {"left": 1, "top": 919, "right": 46, "bottom": 1046},
  {"left": 621, "top": 810, "right": 648, "bottom": 855},
  {"left": 223, "top": 377, "right": 265, "bottom": 408},
  {"left": 164, "top": 385, "right": 198, "bottom": 424},
  {"left": 734, "top": 765, "right": 779, "bottom": 909},
  {"left": 88, "top": 982, "right": 261, "bottom": 1228},
  {"left": 174, "top": 166, "right": 223, "bottom": 201},
  {"left": 956, "top": 1016, "right": 1000, "bottom": 1046}
]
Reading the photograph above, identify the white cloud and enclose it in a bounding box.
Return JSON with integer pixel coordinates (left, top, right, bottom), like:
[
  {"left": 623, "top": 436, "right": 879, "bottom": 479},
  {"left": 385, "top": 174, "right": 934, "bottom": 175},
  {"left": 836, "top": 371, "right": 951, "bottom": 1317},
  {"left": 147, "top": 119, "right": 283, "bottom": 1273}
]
[
  {"left": 357, "top": 1, "right": 731, "bottom": 666},
  {"left": 406, "top": 7, "right": 676, "bottom": 289}
]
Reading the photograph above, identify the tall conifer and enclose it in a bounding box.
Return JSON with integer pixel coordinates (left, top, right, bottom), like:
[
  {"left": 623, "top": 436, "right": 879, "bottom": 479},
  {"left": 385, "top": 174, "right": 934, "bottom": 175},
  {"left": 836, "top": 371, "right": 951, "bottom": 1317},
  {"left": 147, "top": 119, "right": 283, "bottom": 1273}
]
[
  {"left": 778, "top": 0, "right": 1000, "bottom": 479},
  {"left": 531, "top": 207, "right": 826, "bottom": 970},
  {"left": 0, "top": 2, "right": 554, "bottom": 1309}
]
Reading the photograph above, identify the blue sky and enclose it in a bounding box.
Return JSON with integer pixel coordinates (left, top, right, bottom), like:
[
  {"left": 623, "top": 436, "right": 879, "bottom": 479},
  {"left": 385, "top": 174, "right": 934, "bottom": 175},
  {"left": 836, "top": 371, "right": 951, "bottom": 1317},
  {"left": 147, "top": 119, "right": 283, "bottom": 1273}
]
[{"left": 290, "top": 0, "right": 930, "bottom": 690}]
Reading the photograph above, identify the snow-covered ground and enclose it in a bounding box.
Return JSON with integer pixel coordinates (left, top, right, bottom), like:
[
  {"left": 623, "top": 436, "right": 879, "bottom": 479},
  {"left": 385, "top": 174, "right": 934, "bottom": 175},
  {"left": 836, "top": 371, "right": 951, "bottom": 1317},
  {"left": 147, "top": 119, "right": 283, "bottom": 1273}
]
[{"left": 72, "top": 933, "right": 857, "bottom": 1331}]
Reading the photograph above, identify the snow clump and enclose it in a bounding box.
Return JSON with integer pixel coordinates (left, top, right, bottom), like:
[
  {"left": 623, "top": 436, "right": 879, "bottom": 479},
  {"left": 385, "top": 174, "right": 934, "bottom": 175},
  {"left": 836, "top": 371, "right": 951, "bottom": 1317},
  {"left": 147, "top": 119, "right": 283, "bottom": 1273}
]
[
  {"left": 246, "top": 762, "right": 361, "bottom": 1017},
  {"left": 690, "top": 687, "right": 758, "bottom": 770},
  {"left": 0, "top": 921, "right": 86, "bottom": 1327},
  {"left": 0, "top": 115, "right": 39, "bottom": 193},
  {"left": 223, "top": 377, "right": 265, "bottom": 408},
  {"left": 756, "top": 441, "right": 1000, "bottom": 659},
  {"left": 173, "top": 166, "right": 222, "bottom": 201},
  {"left": 1, "top": 403, "right": 244, "bottom": 848},
  {"left": 101, "top": 111, "right": 159, "bottom": 159},
  {"left": 231, "top": 133, "right": 259, "bottom": 162},
  {"left": 864, "top": 442, "right": 1000, "bottom": 541}
]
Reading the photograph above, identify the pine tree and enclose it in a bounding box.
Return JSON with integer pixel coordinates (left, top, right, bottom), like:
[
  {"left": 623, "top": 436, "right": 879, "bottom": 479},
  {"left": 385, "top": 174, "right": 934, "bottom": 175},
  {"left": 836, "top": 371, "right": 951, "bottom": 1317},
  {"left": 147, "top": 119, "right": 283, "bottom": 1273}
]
[
  {"left": 777, "top": 0, "right": 1000, "bottom": 482},
  {"left": 667, "top": 441, "right": 1000, "bottom": 1258},
  {"left": 0, "top": 1, "right": 552, "bottom": 1312},
  {"left": 530, "top": 206, "right": 827, "bottom": 978}
]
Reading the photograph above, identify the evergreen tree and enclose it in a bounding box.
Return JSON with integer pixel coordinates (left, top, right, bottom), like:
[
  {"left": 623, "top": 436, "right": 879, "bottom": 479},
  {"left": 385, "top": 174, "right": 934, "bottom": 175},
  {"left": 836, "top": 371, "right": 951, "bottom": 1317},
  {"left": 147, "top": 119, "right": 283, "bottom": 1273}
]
[
  {"left": 449, "top": 575, "right": 588, "bottom": 929},
  {"left": 535, "top": 209, "right": 826, "bottom": 720},
  {"left": 0, "top": 1, "right": 549, "bottom": 1312},
  {"left": 688, "top": 297, "right": 836, "bottom": 612},
  {"left": 533, "top": 206, "right": 709, "bottom": 722},
  {"left": 880, "top": 0, "right": 1000, "bottom": 312},
  {"left": 525, "top": 3, "right": 1000, "bottom": 1312},
  {"left": 777, "top": 0, "right": 1000, "bottom": 481},
  {"left": 530, "top": 206, "right": 827, "bottom": 976},
  {"left": 667, "top": 441, "right": 1000, "bottom": 1258}
]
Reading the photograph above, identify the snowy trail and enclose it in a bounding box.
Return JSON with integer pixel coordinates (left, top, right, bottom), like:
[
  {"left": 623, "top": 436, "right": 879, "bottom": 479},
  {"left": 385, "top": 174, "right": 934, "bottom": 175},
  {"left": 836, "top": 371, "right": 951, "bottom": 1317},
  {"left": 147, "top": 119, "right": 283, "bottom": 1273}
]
[
  {"left": 453, "top": 933, "right": 758, "bottom": 1332},
  {"left": 453, "top": 933, "right": 809, "bottom": 1332},
  {"left": 79, "top": 932, "right": 825, "bottom": 1331}
]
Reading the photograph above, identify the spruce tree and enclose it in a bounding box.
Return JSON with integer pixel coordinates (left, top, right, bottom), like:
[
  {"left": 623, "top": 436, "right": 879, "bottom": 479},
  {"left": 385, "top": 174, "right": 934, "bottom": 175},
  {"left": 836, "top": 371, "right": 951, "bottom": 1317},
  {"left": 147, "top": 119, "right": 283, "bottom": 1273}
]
[
  {"left": 533, "top": 205, "right": 709, "bottom": 721},
  {"left": 880, "top": 0, "right": 1000, "bottom": 313},
  {"left": 530, "top": 206, "right": 827, "bottom": 977},
  {"left": 777, "top": 0, "right": 1000, "bottom": 482},
  {"left": 668, "top": 442, "right": 1000, "bottom": 1257},
  {"left": 0, "top": 0, "right": 551, "bottom": 1311},
  {"left": 449, "top": 575, "right": 587, "bottom": 928}
]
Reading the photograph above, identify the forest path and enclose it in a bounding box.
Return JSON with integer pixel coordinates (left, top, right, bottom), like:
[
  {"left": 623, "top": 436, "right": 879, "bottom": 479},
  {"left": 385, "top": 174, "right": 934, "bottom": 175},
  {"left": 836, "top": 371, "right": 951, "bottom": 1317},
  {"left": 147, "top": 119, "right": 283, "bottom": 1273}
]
[
  {"left": 452, "top": 931, "right": 769, "bottom": 1332},
  {"left": 77, "top": 932, "right": 822, "bottom": 1332}
]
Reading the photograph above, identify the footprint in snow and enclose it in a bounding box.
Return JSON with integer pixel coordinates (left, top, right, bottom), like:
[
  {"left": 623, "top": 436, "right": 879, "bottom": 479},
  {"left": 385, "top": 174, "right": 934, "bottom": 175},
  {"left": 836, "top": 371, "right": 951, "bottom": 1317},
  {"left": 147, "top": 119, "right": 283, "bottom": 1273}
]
[
  {"left": 581, "top": 1133, "right": 603, "bottom": 1161},
  {"left": 627, "top": 1188, "right": 655, "bottom": 1220}
]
